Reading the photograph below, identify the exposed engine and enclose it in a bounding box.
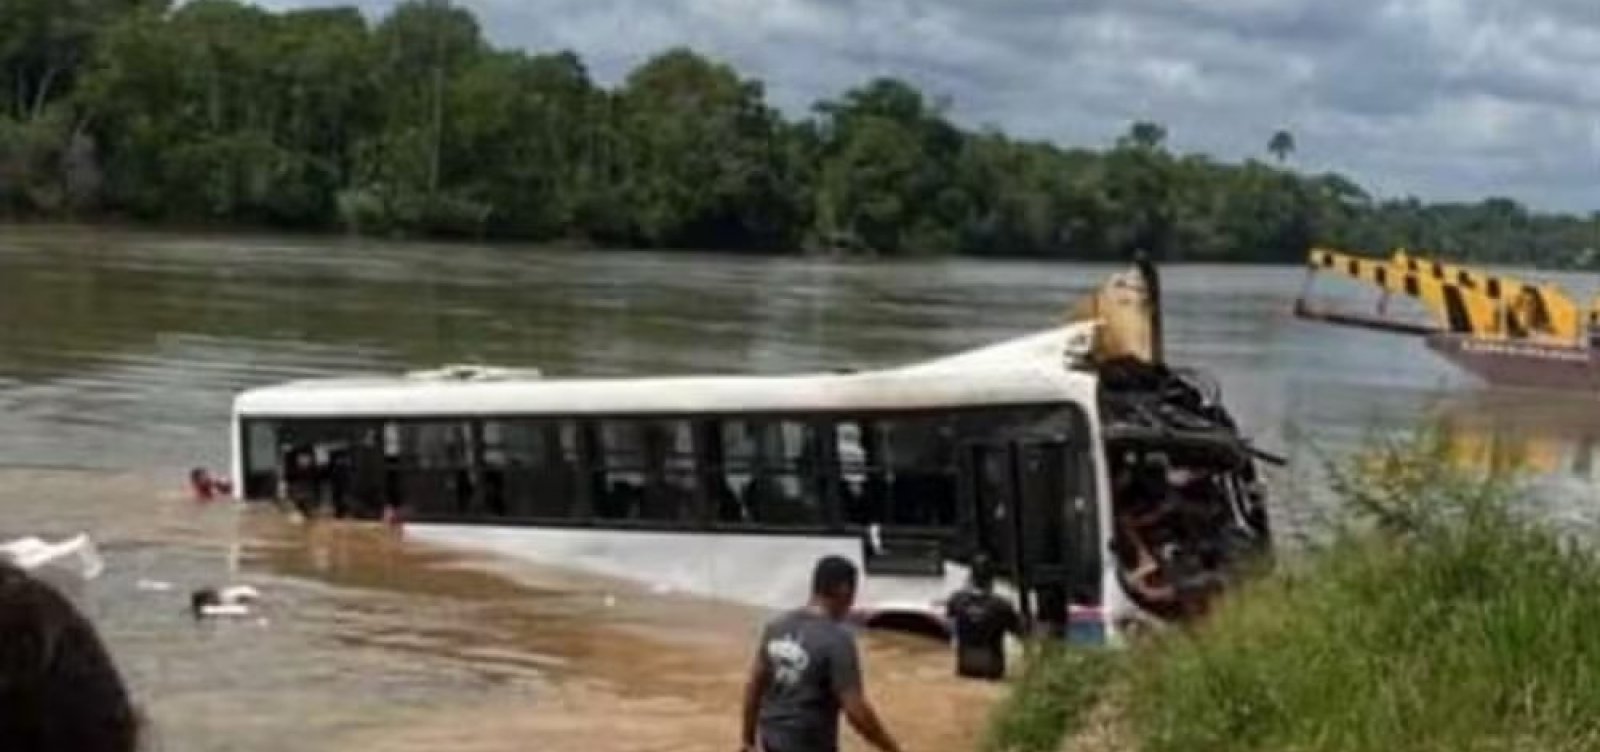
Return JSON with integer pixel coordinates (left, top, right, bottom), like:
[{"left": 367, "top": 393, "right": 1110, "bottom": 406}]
[{"left": 1071, "top": 257, "right": 1276, "bottom": 621}]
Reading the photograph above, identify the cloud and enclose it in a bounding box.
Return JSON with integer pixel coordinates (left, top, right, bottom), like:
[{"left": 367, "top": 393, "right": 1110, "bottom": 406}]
[{"left": 265, "top": 0, "right": 1600, "bottom": 212}]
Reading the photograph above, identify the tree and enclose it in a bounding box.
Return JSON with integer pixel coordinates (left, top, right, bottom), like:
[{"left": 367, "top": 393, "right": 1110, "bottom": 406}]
[
  {"left": 811, "top": 78, "right": 969, "bottom": 255},
  {"left": 0, "top": 0, "right": 161, "bottom": 120},
  {"left": 1103, "top": 123, "right": 1180, "bottom": 259},
  {"left": 79, "top": 0, "right": 375, "bottom": 223},
  {"left": 448, "top": 50, "right": 597, "bottom": 237},
  {"left": 1269, "top": 129, "right": 1296, "bottom": 163},
  {"left": 338, "top": 0, "right": 487, "bottom": 235},
  {"left": 604, "top": 48, "right": 804, "bottom": 249},
  {"left": 1120, "top": 120, "right": 1167, "bottom": 151},
  {"left": 0, "top": 0, "right": 159, "bottom": 213}
]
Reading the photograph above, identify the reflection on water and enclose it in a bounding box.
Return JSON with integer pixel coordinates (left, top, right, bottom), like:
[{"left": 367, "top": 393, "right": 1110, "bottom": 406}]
[
  {"left": 1427, "top": 392, "right": 1600, "bottom": 480},
  {"left": 4, "top": 226, "right": 1600, "bottom": 748}
]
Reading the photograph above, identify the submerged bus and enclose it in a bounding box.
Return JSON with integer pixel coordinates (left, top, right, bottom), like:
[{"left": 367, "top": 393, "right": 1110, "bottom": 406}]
[{"left": 230, "top": 315, "right": 1272, "bottom": 642}]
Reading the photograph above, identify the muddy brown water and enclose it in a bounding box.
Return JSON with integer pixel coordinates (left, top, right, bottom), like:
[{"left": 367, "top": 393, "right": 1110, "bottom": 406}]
[
  {"left": 2, "top": 469, "right": 996, "bottom": 751},
  {"left": 4, "top": 226, "right": 1600, "bottom": 750}
]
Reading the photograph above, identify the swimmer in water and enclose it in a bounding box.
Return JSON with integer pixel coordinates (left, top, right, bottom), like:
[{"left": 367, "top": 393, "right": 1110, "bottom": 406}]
[{"left": 188, "top": 467, "right": 233, "bottom": 501}]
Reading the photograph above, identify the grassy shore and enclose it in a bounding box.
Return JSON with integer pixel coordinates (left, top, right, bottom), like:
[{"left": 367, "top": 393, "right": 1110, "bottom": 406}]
[{"left": 985, "top": 432, "right": 1600, "bottom": 752}]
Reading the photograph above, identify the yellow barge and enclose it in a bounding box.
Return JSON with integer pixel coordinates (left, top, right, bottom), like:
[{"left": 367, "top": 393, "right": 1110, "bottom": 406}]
[{"left": 1294, "top": 248, "right": 1600, "bottom": 390}]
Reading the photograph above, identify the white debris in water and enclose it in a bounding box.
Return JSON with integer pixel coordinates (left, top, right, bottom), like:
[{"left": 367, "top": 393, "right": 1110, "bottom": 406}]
[
  {"left": 603, "top": 594, "right": 617, "bottom": 608},
  {"left": 220, "top": 585, "right": 261, "bottom": 603},
  {"left": 0, "top": 533, "right": 103, "bottom": 580},
  {"left": 199, "top": 603, "right": 252, "bottom": 618},
  {"left": 137, "top": 579, "right": 174, "bottom": 592},
  {"left": 192, "top": 584, "right": 264, "bottom": 619}
]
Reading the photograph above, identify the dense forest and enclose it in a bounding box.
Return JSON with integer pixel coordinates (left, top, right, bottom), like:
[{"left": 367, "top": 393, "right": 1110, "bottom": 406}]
[{"left": 2, "top": 0, "right": 1597, "bottom": 265}]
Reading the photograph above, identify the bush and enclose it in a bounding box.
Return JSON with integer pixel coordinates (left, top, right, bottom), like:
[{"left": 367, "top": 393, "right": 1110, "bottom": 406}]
[
  {"left": 982, "top": 645, "right": 1114, "bottom": 752},
  {"left": 1123, "top": 431, "right": 1600, "bottom": 752}
]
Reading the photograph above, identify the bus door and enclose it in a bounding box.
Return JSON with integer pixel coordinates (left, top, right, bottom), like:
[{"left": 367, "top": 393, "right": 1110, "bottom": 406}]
[{"left": 966, "top": 438, "right": 1081, "bottom": 629}]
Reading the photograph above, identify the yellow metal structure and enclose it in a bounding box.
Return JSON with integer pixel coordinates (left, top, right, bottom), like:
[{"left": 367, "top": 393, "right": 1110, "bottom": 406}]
[
  {"left": 1067, "top": 266, "right": 1154, "bottom": 363},
  {"left": 1305, "top": 247, "right": 1589, "bottom": 345}
]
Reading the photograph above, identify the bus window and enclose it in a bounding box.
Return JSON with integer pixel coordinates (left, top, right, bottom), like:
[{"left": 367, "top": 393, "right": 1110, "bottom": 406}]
[
  {"left": 881, "top": 417, "right": 958, "bottom": 527},
  {"left": 263, "top": 420, "right": 385, "bottom": 518},
  {"left": 835, "top": 416, "right": 956, "bottom": 529},
  {"left": 242, "top": 420, "right": 280, "bottom": 498},
  {"left": 594, "top": 420, "right": 697, "bottom": 522},
  {"left": 347, "top": 425, "right": 385, "bottom": 519},
  {"left": 480, "top": 421, "right": 510, "bottom": 516},
  {"left": 650, "top": 420, "right": 699, "bottom": 522},
  {"left": 595, "top": 421, "right": 647, "bottom": 519},
  {"left": 485, "top": 420, "right": 583, "bottom": 519},
  {"left": 398, "top": 421, "right": 475, "bottom": 517},
  {"left": 718, "top": 420, "right": 824, "bottom": 526},
  {"left": 834, "top": 420, "right": 878, "bottom": 524}
]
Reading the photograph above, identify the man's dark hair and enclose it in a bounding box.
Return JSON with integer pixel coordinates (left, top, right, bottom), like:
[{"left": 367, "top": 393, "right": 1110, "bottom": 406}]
[
  {"left": 811, "top": 555, "right": 858, "bottom": 597},
  {"left": 0, "top": 562, "right": 139, "bottom": 752},
  {"left": 970, "top": 554, "right": 996, "bottom": 591}
]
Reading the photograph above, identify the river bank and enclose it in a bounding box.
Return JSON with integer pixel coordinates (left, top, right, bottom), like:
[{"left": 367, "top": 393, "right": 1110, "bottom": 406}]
[
  {"left": 985, "top": 432, "right": 1600, "bottom": 752},
  {"left": 8, "top": 220, "right": 1600, "bottom": 274}
]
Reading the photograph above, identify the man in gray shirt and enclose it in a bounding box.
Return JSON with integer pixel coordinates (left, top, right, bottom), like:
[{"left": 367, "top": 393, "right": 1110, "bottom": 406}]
[{"left": 740, "top": 556, "right": 905, "bottom": 752}]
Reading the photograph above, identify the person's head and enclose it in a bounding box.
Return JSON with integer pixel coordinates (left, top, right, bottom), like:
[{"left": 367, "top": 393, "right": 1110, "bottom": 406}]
[
  {"left": 188, "top": 468, "right": 209, "bottom": 497},
  {"left": 969, "top": 554, "right": 995, "bottom": 592},
  {"left": 189, "top": 588, "right": 220, "bottom": 621},
  {"left": 809, "top": 555, "right": 859, "bottom": 620},
  {"left": 0, "top": 562, "right": 139, "bottom": 752}
]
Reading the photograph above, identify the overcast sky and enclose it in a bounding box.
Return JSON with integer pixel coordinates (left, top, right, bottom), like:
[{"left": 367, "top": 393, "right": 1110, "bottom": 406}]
[{"left": 265, "top": 0, "right": 1600, "bottom": 213}]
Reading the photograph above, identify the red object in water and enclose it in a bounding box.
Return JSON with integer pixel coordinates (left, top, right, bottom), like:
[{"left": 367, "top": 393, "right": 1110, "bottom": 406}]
[{"left": 188, "top": 468, "right": 232, "bottom": 502}]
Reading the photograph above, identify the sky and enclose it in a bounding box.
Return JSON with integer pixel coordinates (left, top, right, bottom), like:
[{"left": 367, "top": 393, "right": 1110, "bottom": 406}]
[{"left": 263, "top": 0, "right": 1600, "bottom": 213}]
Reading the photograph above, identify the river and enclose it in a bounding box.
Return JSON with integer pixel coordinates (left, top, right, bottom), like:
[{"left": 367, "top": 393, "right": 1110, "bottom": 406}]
[{"left": 1, "top": 225, "right": 1597, "bottom": 750}]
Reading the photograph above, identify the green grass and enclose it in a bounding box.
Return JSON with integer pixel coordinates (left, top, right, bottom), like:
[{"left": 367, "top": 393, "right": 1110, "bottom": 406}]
[
  {"left": 1125, "top": 431, "right": 1600, "bottom": 752},
  {"left": 982, "top": 645, "right": 1114, "bottom": 752},
  {"left": 986, "top": 430, "right": 1600, "bottom": 751}
]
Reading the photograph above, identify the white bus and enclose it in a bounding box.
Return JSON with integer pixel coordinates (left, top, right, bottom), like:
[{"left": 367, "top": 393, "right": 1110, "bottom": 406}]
[{"left": 230, "top": 312, "right": 1272, "bottom": 643}]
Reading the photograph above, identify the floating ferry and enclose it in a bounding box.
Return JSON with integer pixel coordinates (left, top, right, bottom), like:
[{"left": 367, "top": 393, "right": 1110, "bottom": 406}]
[
  {"left": 1295, "top": 247, "right": 1600, "bottom": 390},
  {"left": 230, "top": 262, "right": 1273, "bottom": 641}
]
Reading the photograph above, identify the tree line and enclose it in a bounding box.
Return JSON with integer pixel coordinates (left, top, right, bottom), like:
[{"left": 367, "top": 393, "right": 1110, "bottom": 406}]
[{"left": 3, "top": 0, "right": 1597, "bottom": 266}]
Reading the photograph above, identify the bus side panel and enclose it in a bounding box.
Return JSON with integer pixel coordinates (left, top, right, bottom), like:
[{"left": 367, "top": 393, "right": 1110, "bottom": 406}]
[{"left": 405, "top": 524, "right": 965, "bottom": 616}]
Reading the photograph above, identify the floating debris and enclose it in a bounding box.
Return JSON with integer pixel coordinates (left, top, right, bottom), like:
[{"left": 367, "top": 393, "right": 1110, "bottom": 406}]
[
  {"left": 0, "top": 533, "right": 103, "bottom": 580},
  {"left": 191, "top": 585, "right": 263, "bottom": 619}
]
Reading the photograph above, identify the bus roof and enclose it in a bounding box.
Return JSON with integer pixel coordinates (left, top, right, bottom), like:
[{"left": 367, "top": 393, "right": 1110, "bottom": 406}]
[{"left": 232, "top": 324, "right": 1101, "bottom": 420}]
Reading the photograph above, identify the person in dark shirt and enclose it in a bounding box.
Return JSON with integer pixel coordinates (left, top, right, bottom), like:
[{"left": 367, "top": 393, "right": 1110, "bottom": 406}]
[
  {"left": 740, "top": 556, "right": 905, "bottom": 752},
  {"left": 945, "top": 555, "right": 1024, "bottom": 680}
]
